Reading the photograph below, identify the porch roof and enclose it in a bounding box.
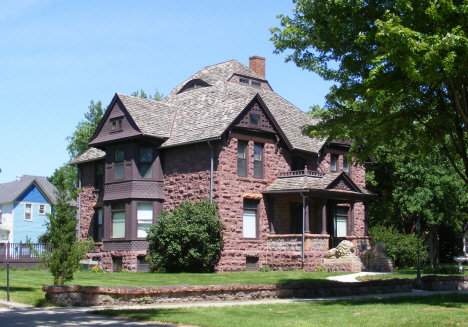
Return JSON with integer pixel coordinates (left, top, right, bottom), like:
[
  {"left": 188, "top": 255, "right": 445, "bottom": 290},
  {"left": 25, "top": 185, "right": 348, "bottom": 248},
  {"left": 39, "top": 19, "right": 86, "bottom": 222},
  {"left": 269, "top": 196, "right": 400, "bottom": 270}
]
[{"left": 263, "top": 170, "right": 375, "bottom": 199}]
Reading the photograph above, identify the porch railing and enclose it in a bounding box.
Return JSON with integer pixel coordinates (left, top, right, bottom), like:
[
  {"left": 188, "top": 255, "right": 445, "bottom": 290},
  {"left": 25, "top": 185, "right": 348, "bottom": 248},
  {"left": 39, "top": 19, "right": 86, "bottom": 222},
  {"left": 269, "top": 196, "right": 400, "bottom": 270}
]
[
  {"left": 278, "top": 168, "right": 325, "bottom": 178},
  {"left": 0, "top": 242, "right": 52, "bottom": 262}
]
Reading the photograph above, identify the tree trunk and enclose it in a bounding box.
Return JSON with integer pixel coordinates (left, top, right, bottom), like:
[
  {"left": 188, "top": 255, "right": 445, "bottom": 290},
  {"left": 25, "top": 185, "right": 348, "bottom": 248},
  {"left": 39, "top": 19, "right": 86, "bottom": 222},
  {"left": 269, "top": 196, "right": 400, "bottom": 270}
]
[{"left": 428, "top": 225, "right": 440, "bottom": 267}]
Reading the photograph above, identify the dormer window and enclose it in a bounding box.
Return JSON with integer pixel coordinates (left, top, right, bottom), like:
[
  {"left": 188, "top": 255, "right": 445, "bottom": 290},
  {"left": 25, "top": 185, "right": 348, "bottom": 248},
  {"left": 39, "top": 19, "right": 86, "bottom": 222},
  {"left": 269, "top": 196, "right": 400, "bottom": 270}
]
[
  {"left": 240, "top": 78, "right": 249, "bottom": 85},
  {"left": 252, "top": 81, "right": 261, "bottom": 88},
  {"left": 111, "top": 119, "right": 123, "bottom": 131},
  {"left": 249, "top": 114, "right": 260, "bottom": 126},
  {"left": 180, "top": 79, "right": 209, "bottom": 93}
]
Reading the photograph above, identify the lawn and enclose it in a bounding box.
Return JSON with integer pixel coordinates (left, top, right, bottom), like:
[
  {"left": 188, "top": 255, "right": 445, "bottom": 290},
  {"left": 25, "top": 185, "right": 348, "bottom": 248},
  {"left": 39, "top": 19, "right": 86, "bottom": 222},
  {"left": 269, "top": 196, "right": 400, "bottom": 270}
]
[
  {"left": 0, "top": 269, "right": 349, "bottom": 306},
  {"left": 96, "top": 293, "right": 468, "bottom": 327}
]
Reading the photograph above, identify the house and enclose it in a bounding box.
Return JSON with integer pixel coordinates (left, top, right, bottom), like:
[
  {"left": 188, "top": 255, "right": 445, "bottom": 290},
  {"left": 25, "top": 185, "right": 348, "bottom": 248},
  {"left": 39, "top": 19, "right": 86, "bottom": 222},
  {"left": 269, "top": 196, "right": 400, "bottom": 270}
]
[
  {"left": 71, "top": 56, "right": 375, "bottom": 272},
  {"left": 0, "top": 175, "right": 57, "bottom": 243}
]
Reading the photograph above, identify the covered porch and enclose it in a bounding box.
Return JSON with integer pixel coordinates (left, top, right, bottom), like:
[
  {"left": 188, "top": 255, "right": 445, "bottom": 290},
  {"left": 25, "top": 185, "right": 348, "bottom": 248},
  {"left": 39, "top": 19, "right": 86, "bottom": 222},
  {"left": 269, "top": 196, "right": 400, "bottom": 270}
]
[{"left": 262, "top": 168, "right": 375, "bottom": 269}]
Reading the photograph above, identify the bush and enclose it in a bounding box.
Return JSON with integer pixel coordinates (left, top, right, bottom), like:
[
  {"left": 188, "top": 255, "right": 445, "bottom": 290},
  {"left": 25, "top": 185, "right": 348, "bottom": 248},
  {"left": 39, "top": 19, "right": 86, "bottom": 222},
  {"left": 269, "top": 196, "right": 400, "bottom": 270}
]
[
  {"left": 146, "top": 199, "right": 223, "bottom": 273},
  {"left": 369, "top": 225, "right": 426, "bottom": 268},
  {"left": 19, "top": 266, "right": 30, "bottom": 271},
  {"left": 33, "top": 265, "right": 42, "bottom": 271},
  {"left": 423, "top": 264, "right": 462, "bottom": 274},
  {"left": 0, "top": 266, "right": 5, "bottom": 271}
]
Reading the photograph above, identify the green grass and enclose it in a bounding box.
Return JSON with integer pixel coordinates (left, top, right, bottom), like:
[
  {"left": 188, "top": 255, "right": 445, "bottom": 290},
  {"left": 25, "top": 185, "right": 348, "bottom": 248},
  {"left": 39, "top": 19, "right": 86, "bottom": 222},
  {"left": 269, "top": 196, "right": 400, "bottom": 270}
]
[
  {"left": 96, "top": 293, "right": 468, "bottom": 327},
  {"left": 0, "top": 269, "right": 349, "bottom": 306}
]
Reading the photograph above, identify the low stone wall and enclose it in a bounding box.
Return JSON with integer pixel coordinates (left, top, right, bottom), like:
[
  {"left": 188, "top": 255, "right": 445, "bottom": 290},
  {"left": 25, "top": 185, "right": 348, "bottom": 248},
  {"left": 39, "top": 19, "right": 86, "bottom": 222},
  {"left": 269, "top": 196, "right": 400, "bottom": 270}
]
[
  {"left": 43, "top": 279, "right": 413, "bottom": 307},
  {"left": 421, "top": 275, "right": 468, "bottom": 291}
]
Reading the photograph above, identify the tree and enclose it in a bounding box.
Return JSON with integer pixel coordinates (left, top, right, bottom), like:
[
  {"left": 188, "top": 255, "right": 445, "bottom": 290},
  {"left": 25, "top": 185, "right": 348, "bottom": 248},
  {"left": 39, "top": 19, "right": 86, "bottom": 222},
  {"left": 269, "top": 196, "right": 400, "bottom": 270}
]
[
  {"left": 271, "top": 0, "right": 468, "bottom": 185},
  {"left": 367, "top": 141, "right": 468, "bottom": 265},
  {"left": 29, "top": 174, "right": 93, "bottom": 285},
  {"left": 146, "top": 200, "right": 223, "bottom": 273},
  {"left": 132, "top": 89, "right": 164, "bottom": 101}
]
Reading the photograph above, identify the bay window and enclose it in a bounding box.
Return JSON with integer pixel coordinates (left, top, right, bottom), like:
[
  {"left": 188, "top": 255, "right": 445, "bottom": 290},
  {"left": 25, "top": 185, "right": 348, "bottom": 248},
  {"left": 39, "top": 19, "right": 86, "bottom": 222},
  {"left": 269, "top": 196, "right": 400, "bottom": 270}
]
[
  {"left": 137, "top": 203, "right": 153, "bottom": 238},
  {"left": 111, "top": 203, "right": 125, "bottom": 238},
  {"left": 114, "top": 149, "right": 125, "bottom": 180}
]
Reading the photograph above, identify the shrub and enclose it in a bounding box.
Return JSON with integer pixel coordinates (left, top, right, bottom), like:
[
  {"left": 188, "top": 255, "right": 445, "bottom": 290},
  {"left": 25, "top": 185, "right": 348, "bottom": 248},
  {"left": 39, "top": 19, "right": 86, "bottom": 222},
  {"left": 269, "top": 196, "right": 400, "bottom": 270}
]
[
  {"left": 369, "top": 225, "right": 426, "bottom": 268},
  {"left": 91, "top": 264, "right": 103, "bottom": 273},
  {"left": 0, "top": 266, "right": 5, "bottom": 271},
  {"left": 10, "top": 266, "right": 16, "bottom": 271},
  {"left": 33, "top": 264, "right": 42, "bottom": 271},
  {"left": 423, "top": 265, "right": 462, "bottom": 274},
  {"left": 19, "top": 266, "right": 30, "bottom": 271},
  {"left": 146, "top": 199, "right": 223, "bottom": 273}
]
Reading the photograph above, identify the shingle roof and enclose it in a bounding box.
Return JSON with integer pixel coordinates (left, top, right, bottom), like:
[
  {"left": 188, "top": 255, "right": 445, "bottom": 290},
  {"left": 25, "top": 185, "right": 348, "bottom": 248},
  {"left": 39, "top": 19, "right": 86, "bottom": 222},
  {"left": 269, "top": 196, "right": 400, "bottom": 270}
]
[
  {"left": 117, "top": 93, "right": 176, "bottom": 139},
  {"left": 0, "top": 175, "right": 58, "bottom": 205},
  {"left": 160, "top": 60, "right": 325, "bottom": 152},
  {"left": 70, "top": 147, "right": 106, "bottom": 165}
]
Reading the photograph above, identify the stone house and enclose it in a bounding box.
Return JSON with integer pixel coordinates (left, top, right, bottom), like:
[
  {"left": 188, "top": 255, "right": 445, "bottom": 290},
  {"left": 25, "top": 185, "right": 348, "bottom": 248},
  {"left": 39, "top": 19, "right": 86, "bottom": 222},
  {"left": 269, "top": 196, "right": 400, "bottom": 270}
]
[{"left": 71, "top": 56, "right": 375, "bottom": 272}]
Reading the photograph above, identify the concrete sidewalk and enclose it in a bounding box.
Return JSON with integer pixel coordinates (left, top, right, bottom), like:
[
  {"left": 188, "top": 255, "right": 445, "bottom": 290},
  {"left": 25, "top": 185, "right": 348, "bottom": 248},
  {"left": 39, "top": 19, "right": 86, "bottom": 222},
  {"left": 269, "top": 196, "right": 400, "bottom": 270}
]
[{"left": 326, "top": 271, "right": 389, "bottom": 283}]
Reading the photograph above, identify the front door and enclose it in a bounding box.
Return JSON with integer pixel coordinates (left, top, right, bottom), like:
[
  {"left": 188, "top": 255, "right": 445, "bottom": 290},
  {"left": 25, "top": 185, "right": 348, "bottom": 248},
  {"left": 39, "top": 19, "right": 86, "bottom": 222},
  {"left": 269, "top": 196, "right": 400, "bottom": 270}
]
[
  {"left": 290, "top": 203, "right": 302, "bottom": 234},
  {"left": 328, "top": 205, "right": 348, "bottom": 248}
]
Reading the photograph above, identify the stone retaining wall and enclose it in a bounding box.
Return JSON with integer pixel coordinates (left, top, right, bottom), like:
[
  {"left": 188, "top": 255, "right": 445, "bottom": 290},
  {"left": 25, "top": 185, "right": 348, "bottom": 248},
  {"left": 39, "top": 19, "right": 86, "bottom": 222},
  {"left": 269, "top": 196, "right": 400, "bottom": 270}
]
[
  {"left": 421, "top": 275, "right": 468, "bottom": 291},
  {"left": 43, "top": 279, "right": 413, "bottom": 307}
]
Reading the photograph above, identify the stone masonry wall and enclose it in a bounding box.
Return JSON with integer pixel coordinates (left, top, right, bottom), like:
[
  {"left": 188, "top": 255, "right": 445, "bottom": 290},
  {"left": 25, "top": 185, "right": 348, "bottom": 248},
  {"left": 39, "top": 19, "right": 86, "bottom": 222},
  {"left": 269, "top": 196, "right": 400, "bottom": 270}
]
[{"left": 77, "top": 162, "right": 100, "bottom": 241}]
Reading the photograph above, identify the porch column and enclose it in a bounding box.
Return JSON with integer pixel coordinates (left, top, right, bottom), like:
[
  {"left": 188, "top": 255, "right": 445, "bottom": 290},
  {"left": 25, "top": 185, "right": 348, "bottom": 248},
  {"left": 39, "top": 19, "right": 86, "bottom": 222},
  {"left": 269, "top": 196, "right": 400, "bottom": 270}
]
[
  {"left": 364, "top": 201, "right": 369, "bottom": 236},
  {"left": 321, "top": 198, "right": 328, "bottom": 235},
  {"left": 349, "top": 201, "right": 355, "bottom": 236},
  {"left": 304, "top": 198, "right": 310, "bottom": 234}
]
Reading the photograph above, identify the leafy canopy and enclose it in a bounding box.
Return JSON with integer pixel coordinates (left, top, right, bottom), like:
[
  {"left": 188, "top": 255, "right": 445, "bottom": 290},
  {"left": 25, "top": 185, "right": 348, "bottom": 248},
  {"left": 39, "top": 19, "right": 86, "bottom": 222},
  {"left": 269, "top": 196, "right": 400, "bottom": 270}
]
[
  {"left": 146, "top": 200, "right": 223, "bottom": 273},
  {"left": 271, "top": 0, "right": 468, "bottom": 184}
]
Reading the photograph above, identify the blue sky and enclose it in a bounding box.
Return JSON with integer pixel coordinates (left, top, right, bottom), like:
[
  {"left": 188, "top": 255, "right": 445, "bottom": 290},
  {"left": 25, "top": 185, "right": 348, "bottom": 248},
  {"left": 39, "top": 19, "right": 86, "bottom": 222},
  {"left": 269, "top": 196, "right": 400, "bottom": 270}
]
[{"left": 0, "top": 0, "right": 333, "bottom": 183}]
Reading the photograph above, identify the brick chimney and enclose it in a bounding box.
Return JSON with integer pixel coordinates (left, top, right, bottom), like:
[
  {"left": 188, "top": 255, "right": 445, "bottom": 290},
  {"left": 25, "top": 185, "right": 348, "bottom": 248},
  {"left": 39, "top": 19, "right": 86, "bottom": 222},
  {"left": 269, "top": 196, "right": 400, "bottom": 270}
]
[{"left": 249, "top": 56, "right": 265, "bottom": 79}]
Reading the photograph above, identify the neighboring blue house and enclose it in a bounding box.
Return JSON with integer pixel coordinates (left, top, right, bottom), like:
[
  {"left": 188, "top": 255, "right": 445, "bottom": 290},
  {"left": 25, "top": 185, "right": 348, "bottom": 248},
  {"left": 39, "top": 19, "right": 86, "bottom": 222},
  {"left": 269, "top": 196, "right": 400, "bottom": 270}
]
[{"left": 0, "top": 175, "right": 58, "bottom": 243}]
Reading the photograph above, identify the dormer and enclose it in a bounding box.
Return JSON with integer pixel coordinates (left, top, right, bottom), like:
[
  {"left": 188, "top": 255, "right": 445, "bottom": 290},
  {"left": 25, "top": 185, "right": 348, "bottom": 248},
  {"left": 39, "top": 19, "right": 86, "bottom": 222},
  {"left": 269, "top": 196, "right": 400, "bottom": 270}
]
[{"left": 178, "top": 79, "right": 210, "bottom": 94}]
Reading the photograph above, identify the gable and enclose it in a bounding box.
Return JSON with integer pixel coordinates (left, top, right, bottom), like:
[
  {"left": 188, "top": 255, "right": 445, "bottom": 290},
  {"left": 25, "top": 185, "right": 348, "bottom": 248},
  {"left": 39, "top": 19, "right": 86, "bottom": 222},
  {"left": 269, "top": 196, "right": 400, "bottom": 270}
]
[
  {"left": 16, "top": 184, "right": 49, "bottom": 204},
  {"left": 89, "top": 98, "right": 141, "bottom": 146},
  {"left": 325, "top": 174, "right": 361, "bottom": 193},
  {"left": 234, "top": 102, "right": 276, "bottom": 133}
]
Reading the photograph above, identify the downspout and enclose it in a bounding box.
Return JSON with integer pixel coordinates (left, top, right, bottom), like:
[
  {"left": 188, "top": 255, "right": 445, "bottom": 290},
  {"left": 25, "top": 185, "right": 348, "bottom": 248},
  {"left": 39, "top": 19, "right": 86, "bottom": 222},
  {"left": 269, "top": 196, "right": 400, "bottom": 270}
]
[
  {"left": 207, "top": 141, "right": 214, "bottom": 204},
  {"left": 77, "top": 166, "right": 82, "bottom": 241},
  {"left": 300, "top": 191, "right": 308, "bottom": 267}
]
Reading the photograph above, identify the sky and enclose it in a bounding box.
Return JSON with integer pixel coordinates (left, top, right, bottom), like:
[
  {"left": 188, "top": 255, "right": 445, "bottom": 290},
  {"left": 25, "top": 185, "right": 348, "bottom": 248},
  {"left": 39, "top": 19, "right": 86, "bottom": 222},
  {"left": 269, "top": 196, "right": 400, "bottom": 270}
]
[{"left": 0, "top": 0, "right": 333, "bottom": 184}]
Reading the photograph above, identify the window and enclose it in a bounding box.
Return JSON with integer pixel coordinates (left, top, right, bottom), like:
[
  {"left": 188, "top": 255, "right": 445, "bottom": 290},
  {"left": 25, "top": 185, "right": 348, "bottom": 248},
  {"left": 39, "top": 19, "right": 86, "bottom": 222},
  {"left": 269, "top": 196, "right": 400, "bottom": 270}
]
[
  {"left": 95, "top": 161, "right": 104, "bottom": 189},
  {"left": 249, "top": 114, "right": 260, "bottom": 126},
  {"left": 183, "top": 80, "right": 208, "bottom": 91},
  {"left": 138, "top": 147, "right": 153, "bottom": 179},
  {"left": 253, "top": 143, "right": 263, "bottom": 178},
  {"left": 113, "top": 256, "right": 122, "bottom": 272},
  {"left": 239, "top": 78, "right": 249, "bottom": 85},
  {"left": 95, "top": 208, "right": 103, "bottom": 242},
  {"left": 333, "top": 207, "right": 348, "bottom": 237},
  {"left": 38, "top": 204, "right": 46, "bottom": 215},
  {"left": 252, "top": 81, "right": 261, "bottom": 88},
  {"left": 114, "top": 149, "right": 125, "bottom": 180},
  {"left": 237, "top": 141, "right": 247, "bottom": 176},
  {"left": 24, "top": 204, "right": 32, "bottom": 221},
  {"left": 111, "top": 119, "right": 123, "bottom": 131},
  {"left": 343, "top": 157, "right": 349, "bottom": 172},
  {"left": 111, "top": 203, "right": 125, "bottom": 238},
  {"left": 243, "top": 199, "right": 258, "bottom": 238},
  {"left": 330, "top": 154, "right": 338, "bottom": 171},
  {"left": 138, "top": 256, "right": 150, "bottom": 272},
  {"left": 137, "top": 203, "right": 153, "bottom": 238}
]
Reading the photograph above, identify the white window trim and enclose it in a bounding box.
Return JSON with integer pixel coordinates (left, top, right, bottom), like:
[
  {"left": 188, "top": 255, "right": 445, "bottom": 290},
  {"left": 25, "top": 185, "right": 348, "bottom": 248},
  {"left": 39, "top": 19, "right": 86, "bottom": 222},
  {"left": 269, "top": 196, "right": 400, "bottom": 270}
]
[
  {"left": 38, "top": 204, "right": 46, "bottom": 215},
  {"left": 24, "top": 203, "right": 33, "bottom": 221}
]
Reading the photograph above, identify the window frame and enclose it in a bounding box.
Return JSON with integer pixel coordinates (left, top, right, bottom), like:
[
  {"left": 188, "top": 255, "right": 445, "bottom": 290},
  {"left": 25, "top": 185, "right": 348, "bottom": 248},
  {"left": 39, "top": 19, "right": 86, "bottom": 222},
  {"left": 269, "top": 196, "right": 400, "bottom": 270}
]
[
  {"left": 24, "top": 203, "right": 33, "bottom": 221},
  {"left": 111, "top": 118, "right": 123, "bottom": 132},
  {"left": 251, "top": 81, "right": 261, "bottom": 88},
  {"left": 95, "top": 161, "right": 104, "bottom": 189},
  {"left": 114, "top": 148, "right": 125, "bottom": 181},
  {"left": 38, "top": 204, "right": 46, "bottom": 215},
  {"left": 343, "top": 157, "right": 349, "bottom": 173},
  {"left": 249, "top": 114, "right": 260, "bottom": 126},
  {"left": 333, "top": 206, "right": 348, "bottom": 237},
  {"left": 110, "top": 203, "right": 126, "bottom": 239},
  {"left": 239, "top": 78, "right": 249, "bottom": 85},
  {"left": 94, "top": 208, "right": 103, "bottom": 242},
  {"left": 138, "top": 146, "right": 153, "bottom": 179},
  {"left": 137, "top": 202, "right": 153, "bottom": 239},
  {"left": 330, "top": 154, "right": 338, "bottom": 172},
  {"left": 237, "top": 140, "right": 247, "bottom": 176},
  {"left": 242, "top": 199, "right": 259, "bottom": 239},
  {"left": 253, "top": 142, "right": 264, "bottom": 178}
]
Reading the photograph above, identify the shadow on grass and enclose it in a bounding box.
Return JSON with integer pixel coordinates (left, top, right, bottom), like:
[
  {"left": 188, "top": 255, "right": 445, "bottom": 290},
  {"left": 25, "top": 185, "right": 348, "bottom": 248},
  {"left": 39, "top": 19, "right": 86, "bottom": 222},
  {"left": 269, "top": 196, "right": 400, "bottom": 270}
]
[
  {"left": 94, "top": 308, "right": 191, "bottom": 321},
  {"left": 315, "top": 292, "right": 468, "bottom": 309},
  {"left": 0, "top": 286, "right": 37, "bottom": 292},
  {"left": 276, "top": 278, "right": 339, "bottom": 284}
]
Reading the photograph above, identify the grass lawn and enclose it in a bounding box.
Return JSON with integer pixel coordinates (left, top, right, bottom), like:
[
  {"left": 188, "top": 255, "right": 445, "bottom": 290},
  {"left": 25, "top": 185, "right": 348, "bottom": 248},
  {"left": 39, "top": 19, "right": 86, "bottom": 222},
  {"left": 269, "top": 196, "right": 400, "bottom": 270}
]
[
  {"left": 0, "top": 269, "right": 349, "bottom": 306},
  {"left": 96, "top": 293, "right": 468, "bottom": 327}
]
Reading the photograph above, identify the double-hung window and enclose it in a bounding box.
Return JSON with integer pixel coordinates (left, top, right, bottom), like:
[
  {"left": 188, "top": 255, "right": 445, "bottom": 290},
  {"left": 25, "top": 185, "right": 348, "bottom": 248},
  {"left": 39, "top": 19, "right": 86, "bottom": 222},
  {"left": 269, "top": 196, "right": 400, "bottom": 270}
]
[
  {"left": 253, "top": 143, "right": 263, "bottom": 178},
  {"left": 343, "top": 157, "right": 349, "bottom": 173},
  {"left": 237, "top": 141, "right": 247, "bottom": 176},
  {"left": 243, "top": 199, "right": 258, "bottom": 238},
  {"left": 137, "top": 203, "right": 153, "bottom": 238},
  {"left": 114, "top": 149, "right": 125, "bottom": 180},
  {"left": 95, "top": 162, "right": 104, "bottom": 189},
  {"left": 111, "top": 203, "right": 125, "bottom": 238},
  {"left": 95, "top": 208, "right": 103, "bottom": 242},
  {"left": 330, "top": 154, "right": 338, "bottom": 172},
  {"left": 24, "top": 204, "right": 32, "bottom": 221},
  {"left": 138, "top": 147, "right": 153, "bottom": 179},
  {"left": 38, "top": 204, "right": 46, "bottom": 215}
]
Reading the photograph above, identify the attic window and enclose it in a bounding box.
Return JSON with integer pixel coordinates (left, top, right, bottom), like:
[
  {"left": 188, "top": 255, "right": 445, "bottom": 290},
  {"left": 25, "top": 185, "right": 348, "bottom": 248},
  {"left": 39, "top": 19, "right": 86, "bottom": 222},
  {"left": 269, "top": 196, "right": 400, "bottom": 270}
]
[
  {"left": 181, "top": 80, "right": 208, "bottom": 92},
  {"left": 252, "top": 81, "right": 261, "bottom": 88},
  {"left": 240, "top": 78, "right": 249, "bottom": 85},
  {"left": 111, "top": 119, "right": 123, "bottom": 131},
  {"left": 250, "top": 114, "right": 260, "bottom": 126}
]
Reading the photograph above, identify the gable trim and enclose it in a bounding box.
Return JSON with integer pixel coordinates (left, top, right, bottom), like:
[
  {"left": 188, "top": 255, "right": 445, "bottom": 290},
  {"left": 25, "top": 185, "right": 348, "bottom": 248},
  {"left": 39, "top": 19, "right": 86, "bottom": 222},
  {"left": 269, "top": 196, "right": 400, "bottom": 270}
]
[
  {"left": 14, "top": 181, "right": 55, "bottom": 206},
  {"left": 325, "top": 172, "right": 362, "bottom": 193}
]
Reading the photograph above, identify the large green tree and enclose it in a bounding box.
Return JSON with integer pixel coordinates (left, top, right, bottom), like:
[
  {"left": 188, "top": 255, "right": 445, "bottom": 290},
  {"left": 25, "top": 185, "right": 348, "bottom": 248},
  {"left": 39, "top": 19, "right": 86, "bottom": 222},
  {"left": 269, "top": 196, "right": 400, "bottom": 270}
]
[{"left": 271, "top": 0, "right": 468, "bottom": 185}]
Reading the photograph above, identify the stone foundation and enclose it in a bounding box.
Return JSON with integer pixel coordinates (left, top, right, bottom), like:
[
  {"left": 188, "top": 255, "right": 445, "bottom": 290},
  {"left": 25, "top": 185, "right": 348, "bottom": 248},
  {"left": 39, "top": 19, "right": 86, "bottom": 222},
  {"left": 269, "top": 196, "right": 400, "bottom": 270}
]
[
  {"left": 43, "top": 279, "right": 413, "bottom": 307},
  {"left": 420, "top": 275, "right": 468, "bottom": 291}
]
